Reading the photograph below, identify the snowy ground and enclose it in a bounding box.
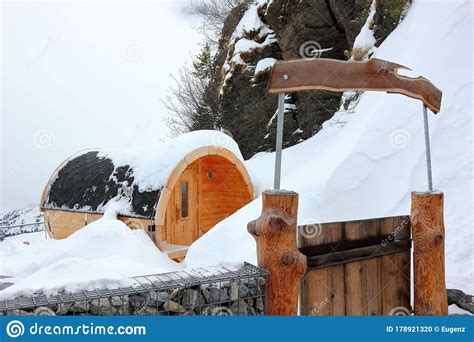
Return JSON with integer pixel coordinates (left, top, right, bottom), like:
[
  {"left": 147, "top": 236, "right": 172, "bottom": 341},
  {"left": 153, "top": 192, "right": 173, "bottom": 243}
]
[
  {"left": 0, "top": 202, "right": 181, "bottom": 300},
  {"left": 0, "top": 0, "right": 471, "bottom": 316}
]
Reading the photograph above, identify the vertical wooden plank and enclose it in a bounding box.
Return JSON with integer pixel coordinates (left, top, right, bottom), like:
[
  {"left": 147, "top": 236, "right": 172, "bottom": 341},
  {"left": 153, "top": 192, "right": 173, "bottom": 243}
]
[
  {"left": 345, "top": 257, "right": 383, "bottom": 315},
  {"left": 299, "top": 222, "right": 344, "bottom": 315},
  {"left": 344, "top": 219, "right": 383, "bottom": 315},
  {"left": 301, "top": 266, "right": 345, "bottom": 315},
  {"left": 380, "top": 216, "right": 411, "bottom": 315},
  {"left": 381, "top": 252, "right": 411, "bottom": 315}
]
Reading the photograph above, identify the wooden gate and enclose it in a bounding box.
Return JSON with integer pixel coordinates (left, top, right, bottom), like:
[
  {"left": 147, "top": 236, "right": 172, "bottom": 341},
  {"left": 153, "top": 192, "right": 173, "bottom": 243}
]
[{"left": 298, "top": 216, "right": 411, "bottom": 315}]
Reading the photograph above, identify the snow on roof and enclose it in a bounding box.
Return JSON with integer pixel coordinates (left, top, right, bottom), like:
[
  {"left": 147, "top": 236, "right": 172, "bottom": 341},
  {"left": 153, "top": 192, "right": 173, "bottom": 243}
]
[
  {"left": 42, "top": 130, "right": 243, "bottom": 217},
  {"left": 186, "top": 0, "right": 474, "bottom": 293}
]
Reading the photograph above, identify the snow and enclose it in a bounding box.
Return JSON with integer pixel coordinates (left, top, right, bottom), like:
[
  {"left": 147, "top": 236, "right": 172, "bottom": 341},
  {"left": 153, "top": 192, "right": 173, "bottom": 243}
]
[
  {"left": 99, "top": 130, "right": 243, "bottom": 193},
  {"left": 186, "top": 0, "right": 474, "bottom": 295},
  {"left": 0, "top": 201, "right": 181, "bottom": 299},
  {"left": 221, "top": 2, "right": 277, "bottom": 91},
  {"left": 352, "top": 0, "right": 377, "bottom": 59},
  {"left": 231, "top": 3, "right": 272, "bottom": 41},
  {"left": 0, "top": 206, "right": 44, "bottom": 236},
  {"left": 255, "top": 57, "right": 277, "bottom": 75}
]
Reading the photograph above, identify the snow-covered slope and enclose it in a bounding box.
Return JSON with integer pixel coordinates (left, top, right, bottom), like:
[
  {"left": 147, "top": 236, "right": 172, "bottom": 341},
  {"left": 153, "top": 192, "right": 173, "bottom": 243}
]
[
  {"left": 0, "top": 206, "right": 44, "bottom": 237},
  {"left": 186, "top": 0, "right": 473, "bottom": 292}
]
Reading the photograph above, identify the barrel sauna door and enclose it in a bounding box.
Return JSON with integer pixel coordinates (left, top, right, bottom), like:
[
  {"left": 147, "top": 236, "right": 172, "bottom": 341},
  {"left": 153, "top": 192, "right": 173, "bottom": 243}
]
[{"left": 166, "top": 165, "right": 199, "bottom": 246}]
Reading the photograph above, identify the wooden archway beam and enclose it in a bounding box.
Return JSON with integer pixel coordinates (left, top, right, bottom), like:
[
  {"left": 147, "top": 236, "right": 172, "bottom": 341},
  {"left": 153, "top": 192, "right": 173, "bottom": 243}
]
[{"left": 268, "top": 58, "right": 442, "bottom": 113}]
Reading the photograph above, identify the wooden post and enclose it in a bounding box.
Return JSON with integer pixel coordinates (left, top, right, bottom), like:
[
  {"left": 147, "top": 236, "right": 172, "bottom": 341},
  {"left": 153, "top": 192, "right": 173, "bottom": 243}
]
[
  {"left": 411, "top": 191, "right": 448, "bottom": 315},
  {"left": 247, "top": 190, "right": 306, "bottom": 315}
]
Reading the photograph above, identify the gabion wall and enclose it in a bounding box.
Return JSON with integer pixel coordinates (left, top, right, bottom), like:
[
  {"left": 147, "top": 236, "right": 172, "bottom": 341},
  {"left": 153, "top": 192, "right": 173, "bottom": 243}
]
[{"left": 0, "top": 263, "right": 268, "bottom": 316}]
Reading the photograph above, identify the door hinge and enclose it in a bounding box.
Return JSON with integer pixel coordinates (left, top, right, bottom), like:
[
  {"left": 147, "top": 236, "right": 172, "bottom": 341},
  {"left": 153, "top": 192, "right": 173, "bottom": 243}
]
[{"left": 148, "top": 223, "right": 156, "bottom": 232}]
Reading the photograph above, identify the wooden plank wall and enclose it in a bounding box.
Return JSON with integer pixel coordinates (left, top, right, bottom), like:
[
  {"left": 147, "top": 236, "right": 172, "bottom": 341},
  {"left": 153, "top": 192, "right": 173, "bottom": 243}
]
[
  {"left": 299, "top": 216, "right": 411, "bottom": 316},
  {"left": 43, "top": 209, "right": 151, "bottom": 240}
]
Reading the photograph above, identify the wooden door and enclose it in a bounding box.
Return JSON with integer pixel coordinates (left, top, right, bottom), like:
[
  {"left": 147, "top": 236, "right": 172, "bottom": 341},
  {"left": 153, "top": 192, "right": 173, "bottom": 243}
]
[{"left": 166, "top": 165, "right": 199, "bottom": 246}]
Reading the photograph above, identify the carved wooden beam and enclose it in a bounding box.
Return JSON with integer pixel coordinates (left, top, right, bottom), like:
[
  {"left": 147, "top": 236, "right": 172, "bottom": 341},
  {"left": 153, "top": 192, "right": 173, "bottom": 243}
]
[{"left": 268, "top": 58, "right": 442, "bottom": 113}]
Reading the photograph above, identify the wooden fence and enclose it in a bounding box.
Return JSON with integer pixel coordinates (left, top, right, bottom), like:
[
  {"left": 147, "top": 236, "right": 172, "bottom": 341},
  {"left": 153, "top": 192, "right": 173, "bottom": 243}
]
[{"left": 298, "top": 216, "right": 411, "bottom": 316}]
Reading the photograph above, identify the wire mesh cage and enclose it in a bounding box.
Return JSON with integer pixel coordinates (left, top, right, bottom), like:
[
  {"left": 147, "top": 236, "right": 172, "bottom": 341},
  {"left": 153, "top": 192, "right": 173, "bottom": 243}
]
[{"left": 0, "top": 263, "right": 268, "bottom": 316}]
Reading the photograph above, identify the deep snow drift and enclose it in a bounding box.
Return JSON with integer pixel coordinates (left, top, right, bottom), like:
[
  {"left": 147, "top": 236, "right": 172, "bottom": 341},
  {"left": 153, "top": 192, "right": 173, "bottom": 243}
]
[
  {"left": 0, "top": 201, "right": 181, "bottom": 299},
  {"left": 186, "top": 0, "right": 473, "bottom": 293}
]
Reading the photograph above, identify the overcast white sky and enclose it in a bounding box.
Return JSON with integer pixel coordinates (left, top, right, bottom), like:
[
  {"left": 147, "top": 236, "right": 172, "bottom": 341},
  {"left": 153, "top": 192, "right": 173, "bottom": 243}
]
[{"left": 0, "top": 1, "right": 202, "bottom": 212}]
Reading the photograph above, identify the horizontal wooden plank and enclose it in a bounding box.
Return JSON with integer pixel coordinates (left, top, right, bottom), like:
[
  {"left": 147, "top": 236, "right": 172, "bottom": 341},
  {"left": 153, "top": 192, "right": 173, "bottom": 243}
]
[
  {"left": 268, "top": 58, "right": 442, "bottom": 113},
  {"left": 307, "top": 240, "right": 411, "bottom": 269}
]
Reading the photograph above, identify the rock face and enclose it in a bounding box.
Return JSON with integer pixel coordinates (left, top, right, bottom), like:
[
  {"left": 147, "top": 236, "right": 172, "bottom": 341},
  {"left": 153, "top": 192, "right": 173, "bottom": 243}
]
[{"left": 203, "top": 0, "right": 411, "bottom": 158}]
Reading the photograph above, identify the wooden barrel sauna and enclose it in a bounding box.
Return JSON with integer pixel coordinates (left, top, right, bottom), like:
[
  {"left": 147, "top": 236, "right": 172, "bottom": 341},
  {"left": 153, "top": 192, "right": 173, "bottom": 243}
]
[{"left": 40, "top": 133, "right": 253, "bottom": 260}]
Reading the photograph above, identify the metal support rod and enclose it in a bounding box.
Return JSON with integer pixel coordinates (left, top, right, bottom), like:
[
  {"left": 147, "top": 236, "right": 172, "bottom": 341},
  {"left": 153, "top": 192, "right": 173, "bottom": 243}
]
[
  {"left": 274, "top": 93, "right": 285, "bottom": 190},
  {"left": 422, "top": 105, "right": 433, "bottom": 192}
]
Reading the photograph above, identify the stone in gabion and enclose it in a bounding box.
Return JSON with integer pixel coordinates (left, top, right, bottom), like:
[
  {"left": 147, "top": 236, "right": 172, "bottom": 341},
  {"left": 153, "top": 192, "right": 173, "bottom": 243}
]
[
  {"left": 110, "top": 295, "right": 128, "bottom": 307},
  {"left": 144, "top": 292, "right": 169, "bottom": 306},
  {"left": 129, "top": 295, "right": 146, "bottom": 310},
  {"left": 56, "top": 302, "right": 73, "bottom": 315},
  {"left": 200, "top": 285, "right": 210, "bottom": 303},
  {"left": 163, "top": 300, "right": 185, "bottom": 313},
  {"left": 89, "top": 299, "right": 115, "bottom": 316},
  {"left": 229, "top": 282, "right": 249, "bottom": 301},
  {"left": 182, "top": 289, "right": 199, "bottom": 309},
  {"left": 70, "top": 301, "right": 88, "bottom": 313},
  {"left": 209, "top": 286, "right": 229, "bottom": 303},
  {"left": 230, "top": 299, "right": 248, "bottom": 315}
]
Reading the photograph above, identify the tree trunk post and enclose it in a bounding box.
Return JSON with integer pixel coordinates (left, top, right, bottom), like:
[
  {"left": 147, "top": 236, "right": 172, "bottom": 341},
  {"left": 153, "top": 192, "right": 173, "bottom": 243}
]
[
  {"left": 411, "top": 191, "right": 448, "bottom": 315},
  {"left": 247, "top": 190, "right": 306, "bottom": 315}
]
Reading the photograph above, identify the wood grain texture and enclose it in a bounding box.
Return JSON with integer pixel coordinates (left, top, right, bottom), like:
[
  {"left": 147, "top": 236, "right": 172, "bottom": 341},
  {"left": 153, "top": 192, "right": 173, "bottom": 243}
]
[
  {"left": 247, "top": 191, "right": 306, "bottom": 315},
  {"left": 299, "top": 216, "right": 411, "bottom": 316},
  {"left": 411, "top": 191, "right": 448, "bottom": 315},
  {"left": 268, "top": 58, "right": 442, "bottom": 113}
]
